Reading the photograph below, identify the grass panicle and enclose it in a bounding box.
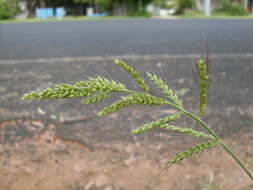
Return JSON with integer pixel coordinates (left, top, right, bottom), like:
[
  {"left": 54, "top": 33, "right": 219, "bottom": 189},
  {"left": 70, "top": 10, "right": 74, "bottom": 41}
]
[
  {"left": 98, "top": 92, "right": 167, "bottom": 116},
  {"left": 147, "top": 72, "right": 182, "bottom": 106},
  {"left": 114, "top": 59, "right": 149, "bottom": 92},
  {"left": 167, "top": 140, "right": 219, "bottom": 165},
  {"left": 22, "top": 59, "right": 253, "bottom": 181},
  {"left": 131, "top": 112, "right": 180, "bottom": 135},
  {"left": 159, "top": 124, "right": 214, "bottom": 139}
]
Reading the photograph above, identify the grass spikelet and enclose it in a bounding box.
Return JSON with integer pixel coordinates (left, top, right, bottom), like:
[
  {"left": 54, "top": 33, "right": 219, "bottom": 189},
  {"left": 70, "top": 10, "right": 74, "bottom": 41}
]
[
  {"left": 98, "top": 92, "right": 167, "bottom": 116},
  {"left": 147, "top": 72, "right": 182, "bottom": 106},
  {"left": 159, "top": 124, "right": 214, "bottom": 139},
  {"left": 75, "top": 76, "right": 126, "bottom": 92},
  {"left": 22, "top": 77, "right": 126, "bottom": 101},
  {"left": 128, "top": 92, "right": 168, "bottom": 105},
  {"left": 81, "top": 91, "right": 111, "bottom": 104},
  {"left": 167, "top": 140, "right": 219, "bottom": 165},
  {"left": 114, "top": 59, "right": 149, "bottom": 92},
  {"left": 22, "top": 83, "right": 90, "bottom": 100},
  {"left": 195, "top": 58, "right": 209, "bottom": 117},
  {"left": 131, "top": 112, "right": 180, "bottom": 135}
]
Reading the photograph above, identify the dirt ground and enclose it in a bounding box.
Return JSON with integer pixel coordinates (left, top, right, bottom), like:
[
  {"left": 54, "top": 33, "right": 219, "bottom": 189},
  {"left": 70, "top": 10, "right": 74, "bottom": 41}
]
[{"left": 0, "top": 118, "right": 252, "bottom": 190}]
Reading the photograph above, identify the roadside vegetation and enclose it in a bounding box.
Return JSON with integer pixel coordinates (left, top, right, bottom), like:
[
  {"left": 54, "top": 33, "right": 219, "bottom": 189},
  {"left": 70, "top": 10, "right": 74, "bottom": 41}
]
[
  {"left": 179, "top": 10, "right": 253, "bottom": 19},
  {"left": 0, "top": 0, "right": 252, "bottom": 22},
  {"left": 179, "top": 0, "right": 249, "bottom": 18},
  {"left": 0, "top": 0, "right": 17, "bottom": 20},
  {"left": 0, "top": 16, "right": 144, "bottom": 24}
]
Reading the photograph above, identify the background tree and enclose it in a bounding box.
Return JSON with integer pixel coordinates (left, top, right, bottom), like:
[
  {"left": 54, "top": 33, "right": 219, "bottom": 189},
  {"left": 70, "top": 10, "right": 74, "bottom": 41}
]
[
  {"left": 15, "top": 0, "right": 153, "bottom": 17},
  {"left": 73, "top": 0, "right": 152, "bottom": 15},
  {"left": 0, "top": 0, "right": 17, "bottom": 20},
  {"left": 174, "top": 0, "right": 194, "bottom": 14}
]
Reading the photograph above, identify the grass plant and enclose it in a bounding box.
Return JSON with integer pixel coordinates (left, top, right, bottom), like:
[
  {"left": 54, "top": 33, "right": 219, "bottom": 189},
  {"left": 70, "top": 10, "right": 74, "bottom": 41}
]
[{"left": 22, "top": 56, "right": 253, "bottom": 181}]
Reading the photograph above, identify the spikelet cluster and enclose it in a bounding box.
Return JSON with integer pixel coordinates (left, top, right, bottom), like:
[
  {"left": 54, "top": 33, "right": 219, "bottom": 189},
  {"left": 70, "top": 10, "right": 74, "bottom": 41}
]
[
  {"left": 159, "top": 124, "right": 214, "bottom": 139},
  {"left": 81, "top": 91, "right": 111, "bottom": 104},
  {"left": 131, "top": 112, "right": 180, "bottom": 135},
  {"left": 195, "top": 58, "right": 209, "bottom": 116},
  {"left": 167, "top": 140, "right": 219, "bottom": 165},
  {"left": 22, "top": 77, "right": 126, "bottom": 101},
  {"left": 98, "top": 92, "right": 167, "bottom": 116},
  {"left": 147, "top": 72, "right": 182, "bottom": 106},
  {"left": 75, "top": 76, "right": 126, "bottom": 92},
  {"left": 22, "top": 83, "right": 89, "bottom": 100},
  {"left": 114, "top": 60, "right": 149, "bottom": 92}
]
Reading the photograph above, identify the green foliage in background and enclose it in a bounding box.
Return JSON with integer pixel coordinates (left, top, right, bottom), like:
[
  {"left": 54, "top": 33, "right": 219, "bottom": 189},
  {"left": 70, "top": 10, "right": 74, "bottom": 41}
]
[
  {"left": 73, "top": 0, "right": 111, "bottom": 12},
  {"left": 22, "top": 56, "right": 253, "bottom": 181},
  {"left": 0, "top": 0, "right": 16, "bottom": 20},
  {"left": 5, "top": 0, "right": 250, "bottom": 19},
  {"left": 73, "top": 0, "right": 152, "bottom": 15},
  {"left": 226, "top": 3, "right": 248, "bottom": 16},
  {"left": 216, "top": 0, "right": 248, "bottom": 16},
  {"left": 220, "top": 0, "right": 231, "bottom": 11},
  {"left": 174, "top": 0, "right": 194, "bottom": 14}
]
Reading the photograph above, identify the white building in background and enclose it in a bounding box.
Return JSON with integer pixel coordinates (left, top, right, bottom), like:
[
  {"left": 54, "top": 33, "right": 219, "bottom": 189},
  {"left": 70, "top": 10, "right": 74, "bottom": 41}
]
[
  {"left": 196, "top": 0, "right": 218, "bottom": 16},
  {"left": 146, "top": 2, "right": 175, "bottom": 17}
]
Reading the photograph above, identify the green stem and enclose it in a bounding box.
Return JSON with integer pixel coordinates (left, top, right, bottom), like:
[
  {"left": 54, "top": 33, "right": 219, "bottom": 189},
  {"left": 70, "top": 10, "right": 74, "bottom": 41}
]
[{"left": 167, "top": 102, "right": 253, "bottom": 181}]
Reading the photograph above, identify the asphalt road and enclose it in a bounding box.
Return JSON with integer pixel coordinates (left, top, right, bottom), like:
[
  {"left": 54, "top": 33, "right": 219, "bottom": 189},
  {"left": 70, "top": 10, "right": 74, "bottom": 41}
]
[{"left": 1, "top": 18, "right": 253, "bottom": 60}]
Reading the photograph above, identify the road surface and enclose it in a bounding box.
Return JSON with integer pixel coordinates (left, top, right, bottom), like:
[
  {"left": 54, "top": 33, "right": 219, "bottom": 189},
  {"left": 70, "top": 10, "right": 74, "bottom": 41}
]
[{"left": 1, "top": 18, "right": 253, "bottom": 60}]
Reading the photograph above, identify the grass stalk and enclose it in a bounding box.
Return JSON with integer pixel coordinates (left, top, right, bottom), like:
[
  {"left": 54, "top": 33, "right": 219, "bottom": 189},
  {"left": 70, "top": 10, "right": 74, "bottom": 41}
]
[
  {"left": 22, "top": 59, "right": 253, "bottom": 181},
  {"left": 166, "top": 102, "right": 253, "bottom": 180}
]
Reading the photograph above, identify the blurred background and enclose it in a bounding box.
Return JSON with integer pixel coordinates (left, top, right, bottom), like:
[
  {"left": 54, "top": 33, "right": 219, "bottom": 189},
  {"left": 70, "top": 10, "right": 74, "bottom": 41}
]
[
  {"left": 0, "top": 0, "right": 253, "bottom": 20},
  {"left": 0, "top": 0, "right": 253, "bottom": 190}
]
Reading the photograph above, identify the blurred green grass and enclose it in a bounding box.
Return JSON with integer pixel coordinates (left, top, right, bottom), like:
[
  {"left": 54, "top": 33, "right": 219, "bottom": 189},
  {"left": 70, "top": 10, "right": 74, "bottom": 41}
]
[
  {"left": 178, "top": 10, "right": 253, "bottom": 19},
  {"left": 0, "top": 16, "right": 143, "bottom": 24}
]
